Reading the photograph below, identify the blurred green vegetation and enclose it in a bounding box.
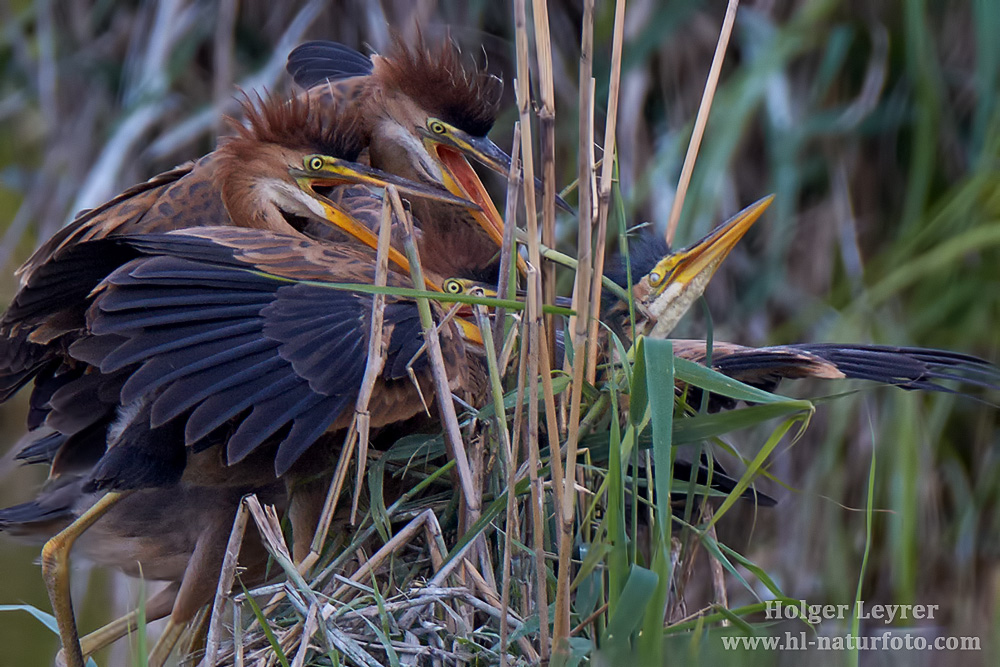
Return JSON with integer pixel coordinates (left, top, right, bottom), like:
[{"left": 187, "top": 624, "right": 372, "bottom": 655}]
[{"left": 0, "top": 0, "right": 997, "bottom": 665}]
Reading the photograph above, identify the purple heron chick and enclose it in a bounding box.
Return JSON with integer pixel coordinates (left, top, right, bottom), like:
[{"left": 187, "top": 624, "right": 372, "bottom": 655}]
[
  {"left": 15, "top": 92, "right": 472, "bottom": 288},
  {"left": 0, "top": 93, "right": 478, "bottom": 667},
  {"left": 1, "top": 227, "right": 477, "bottom": 667},
  {"left": 287, "top": 36, "right": 566, "bottom": 280},
  {"left": 601, "top": 197, "right": 1000, "bottom": 401}
]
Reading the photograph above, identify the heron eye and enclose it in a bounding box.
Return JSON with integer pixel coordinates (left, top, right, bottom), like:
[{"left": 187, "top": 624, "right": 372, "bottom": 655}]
[
  {"left": 307, "top": 156, "right": 324, "bottom": 171},
  {"left": 648, "top": 272, "right": 662, "bottom": 286},
  {"left": 429, "top": 120, "right": 447, "bottom": 135},
  {"left": 444, "top": 279, "right": 462, "bottom": 294}
]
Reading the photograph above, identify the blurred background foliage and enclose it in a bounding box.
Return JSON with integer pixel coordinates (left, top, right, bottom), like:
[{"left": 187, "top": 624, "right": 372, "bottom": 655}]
[{"left": 0, "top": 0, "right": 997, "bottom": 665}]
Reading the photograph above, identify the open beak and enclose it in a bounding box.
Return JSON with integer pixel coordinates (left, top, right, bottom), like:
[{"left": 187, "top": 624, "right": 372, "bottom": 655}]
[
  {"left": 433, "top": 143, "right": 528, "bottom": 276},
  {"left": 440, "top": 133, "right": 576, "bottom": 215},
  {"left": 435, "top": 132, "right": 575, "bottom": 215},
  {"left": 641, "top": 195, "right": 774, "bottom": 337},
  {"left": 428, "top": 128, "right": 579, "bottom": 278},
  {"left": 652, "top": 195, "right": 774, "bottom": 293}
]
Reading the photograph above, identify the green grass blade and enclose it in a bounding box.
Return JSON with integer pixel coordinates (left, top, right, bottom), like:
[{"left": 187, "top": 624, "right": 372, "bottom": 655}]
[{"left": 239, "top": 581, "right": 291, "bottom": 667}]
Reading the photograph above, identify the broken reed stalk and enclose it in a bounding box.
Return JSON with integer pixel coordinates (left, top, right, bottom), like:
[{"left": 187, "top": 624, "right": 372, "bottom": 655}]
[
  {"left": 245, "top": 495, "right": 361, "bottom": 662},
  {"left": 346, "top": 197, "right": 394, "bottom": 523},
  {"left": 185, "top": 608, "right": 211, "bottom": 663},
  {"left": 331, "top": 509, "right": 446, "bottom": 601},
  {"left": 291, "top": 604, "right": 319, "bottom": 667},
  {"left": 552, "top": 0, "right": 596, "bottom": 653},
  {"left": 243, "top": 495, "right": 329, "bottom": 658},
  {"left": 704, "top": 511, "right": 730, "bottom": 615},
  {"left": 585, "top": 0, "right": 627, "bottom": 385},
  {"left": 350, "top": 195, "right": 393, "bottom": 522},
  {"left": 306, "top": 193, "right": 393, "bottom": 569},
  {"left": 665, "top": 0, "right": 741, "bottom": 245},
  {"left": 531, "top": 0, "right": 558, "bottom": 361},
  {"left": 493, "top": 122, "right": 521, "bottom": 357},
  {"left": 200, "top": 494, "right": 251, "bottom": 667}
]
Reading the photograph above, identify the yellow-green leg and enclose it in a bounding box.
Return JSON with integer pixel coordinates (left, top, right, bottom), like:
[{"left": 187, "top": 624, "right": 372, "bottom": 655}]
[{"left": 41, "top": 491, "right": 132, "bottom": 667}]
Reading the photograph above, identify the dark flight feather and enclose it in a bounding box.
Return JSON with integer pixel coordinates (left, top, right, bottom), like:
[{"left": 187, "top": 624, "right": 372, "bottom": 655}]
[
  {"left": 286, "top": 41, "right": 375, "bottom": 88},
  {"left": 79, "top": 231, "right": 438, "bottom": 476}
]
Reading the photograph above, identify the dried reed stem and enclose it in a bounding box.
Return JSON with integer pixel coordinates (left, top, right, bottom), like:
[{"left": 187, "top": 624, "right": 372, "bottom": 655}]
[
  {"left": 552, "top": 0, "right": 596, "bottom": 653},
  {"left": 503, "top": 314, "right": 530, "bottom": 663},
  {"left": 471, "top": 300, "right": 518, "bottom": 665},
  {"left": 513, "top": 1, "right": 554, "bottom": 657},
  {"left": 305, "top": 193, "right": 393, "bottom": 567},
  {"left": 387, "top": 187, "right": 481, "bottom": 535},
  {"left": 585, "top": 0, "right": 627, "bottom": 384},
  {"left": 523, "top": 266, "right": 551, "bottom": 659},
  {"left": 200, "top": 495, "right": 251, "bottom": 667},
  {"left": 531, "top": 0, "right": 558, "bottom": 360},
  {"left": 666, "top": 0, "right": 741, "bottom": 245}
]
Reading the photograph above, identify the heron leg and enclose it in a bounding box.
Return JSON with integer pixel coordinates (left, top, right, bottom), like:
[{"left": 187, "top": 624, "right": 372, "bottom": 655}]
[
  {"left": 42, "top": 490, "right": 132, "bottom": 667},
  {"left": 289, "top": 476, "right": 327, "bottom": 565},
  {"left": 149, "top": 509, "right": 232, "bottom": 666}
]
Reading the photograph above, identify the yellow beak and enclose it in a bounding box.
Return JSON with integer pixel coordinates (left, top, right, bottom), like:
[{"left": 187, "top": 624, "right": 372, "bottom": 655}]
[
  {"left": 647, "top": 195, "right": 774, "bottom": 295},
  {"left": 641, "top": 195, "right": 774, "bottom": 337},
  {"left": 454, "top": 317, "right": 484, "bottom": 346}
]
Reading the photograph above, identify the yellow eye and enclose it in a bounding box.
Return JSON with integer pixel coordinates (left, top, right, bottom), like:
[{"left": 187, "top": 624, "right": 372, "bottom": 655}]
[
  {"left": 306, "top": 156, "right": 324, "bottom": 171},
  {"left": 444, "top": 279, "right": 463, "bottom": 294},
  {"left": 648, "top": 257, "right": 679, "bottom": 287},
  {"left": 428, "top": 119, "right": 447, "bottom": 135}
]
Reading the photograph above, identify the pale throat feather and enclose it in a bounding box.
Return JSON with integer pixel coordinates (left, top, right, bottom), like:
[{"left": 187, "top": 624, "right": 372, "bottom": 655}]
[
  {"left": 224, "top": 171, "right": 326, "bottom": 232},
  {"left": 646, "top": 259, "right": 719, "bottom": 339},
  {"left": 371, "top": 118, "right": 442, "bottom": 185}
]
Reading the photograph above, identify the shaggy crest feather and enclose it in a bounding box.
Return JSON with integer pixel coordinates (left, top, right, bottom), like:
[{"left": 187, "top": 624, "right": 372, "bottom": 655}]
[
  {"left": 224, "top": 91, "right": 367, "bottom": 160},
  {"left": 379, "top": 33, "right": 502, "bottom": 137}
]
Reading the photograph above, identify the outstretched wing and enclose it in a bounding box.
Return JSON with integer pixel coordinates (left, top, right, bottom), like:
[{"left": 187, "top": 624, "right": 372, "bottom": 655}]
[
  {"left": 80, "top": 229, "right": 466, "bottom": 476},
  {"left": 0, "top": 154, "right": 230, "bottom": 408},
  {"left": 671, "top": 339, "right": 1000, "bottom": 397}
]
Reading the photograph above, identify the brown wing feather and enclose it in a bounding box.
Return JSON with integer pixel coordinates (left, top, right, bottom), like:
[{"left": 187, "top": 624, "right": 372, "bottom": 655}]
[
  {"left": 77, "top": 228, "right": 471, "bottom": 479},
  {"left": 17, "top": 155, "right": 227, "bottom": 286},
  {"left": 303, "top": 77, "right": 371, "bottom": 114}
]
